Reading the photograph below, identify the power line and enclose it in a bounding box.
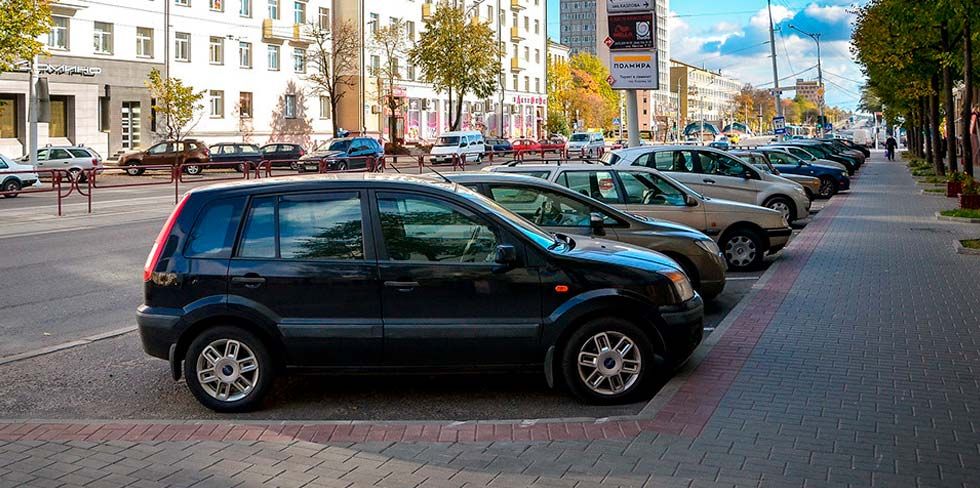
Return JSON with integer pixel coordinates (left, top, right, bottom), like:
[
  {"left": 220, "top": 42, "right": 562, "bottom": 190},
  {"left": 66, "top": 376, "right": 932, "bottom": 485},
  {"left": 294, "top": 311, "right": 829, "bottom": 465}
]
[{"left": 755, "top": 64, "right": 818, "bottom": 87}]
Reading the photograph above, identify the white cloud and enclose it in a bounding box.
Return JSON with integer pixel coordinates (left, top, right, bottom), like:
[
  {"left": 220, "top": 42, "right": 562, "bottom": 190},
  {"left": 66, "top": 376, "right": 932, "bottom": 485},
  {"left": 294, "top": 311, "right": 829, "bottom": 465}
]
[
  {"left": 749, "top": 5, "right": 794, "bottom": 29},
  {"left": 804, "top": 3, "right": 849, "bottom": 23}
]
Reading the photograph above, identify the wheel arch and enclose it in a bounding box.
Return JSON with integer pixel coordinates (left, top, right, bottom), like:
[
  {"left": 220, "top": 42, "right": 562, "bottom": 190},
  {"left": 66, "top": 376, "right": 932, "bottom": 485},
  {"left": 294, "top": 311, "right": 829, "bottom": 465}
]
[
  {"left": 719, "top": 221, "right": 771, "bottom": 252},
  {"left": 174, "top": 308, "right": 287, "bottom": 379},
  {"left": 762, "top": 194, "right": 798, "bottom": 221}
]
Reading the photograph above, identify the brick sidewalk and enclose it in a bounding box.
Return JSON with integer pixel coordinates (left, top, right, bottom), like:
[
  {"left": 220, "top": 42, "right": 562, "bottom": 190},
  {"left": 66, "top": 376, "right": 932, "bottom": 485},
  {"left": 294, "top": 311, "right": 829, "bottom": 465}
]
[{"left": 3, "top": 154, "right": 980, "bottom": 487}]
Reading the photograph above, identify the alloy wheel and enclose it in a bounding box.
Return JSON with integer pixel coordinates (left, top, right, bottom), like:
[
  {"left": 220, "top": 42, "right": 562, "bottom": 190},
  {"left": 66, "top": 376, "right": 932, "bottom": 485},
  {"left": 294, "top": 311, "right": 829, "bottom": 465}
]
[
  {"left": 576, "top": 331, "right": 642, "bottom": 396},
  {"left": 195, "top": 339, "right": 259, "bottom": 403},
  {"left": 767, "top": 201, "right": 791, "bottom": 220},
  {"left": 818, "top": 178, "right": 835, "bottom": 197},
  {"left": 724, "top": 235, "right": 757, "bottom": 268}
]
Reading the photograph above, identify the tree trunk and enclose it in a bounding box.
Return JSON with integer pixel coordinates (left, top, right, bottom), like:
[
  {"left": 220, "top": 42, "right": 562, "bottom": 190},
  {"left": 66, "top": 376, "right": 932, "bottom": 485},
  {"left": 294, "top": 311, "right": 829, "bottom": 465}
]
[
  {"left": 452, "top": 90, "right": 464, "bottom": 130},
  {"left": 331, "top": 97, "right": 340, "bottom": 137},
  {"left": 942, "top": 21, "right": 958, "bottom": 172},
  {"left": 925, "top": 97, "right": 934, "bottom": 164},
  {"left": 963, "top": 17, "right": 974, "bottom": 177},
  {"left": 447, "top": 88, "right": 453, "bottom": 131},
  {"left": 930, "top": 77, "right": 945, "bottom": 175}
]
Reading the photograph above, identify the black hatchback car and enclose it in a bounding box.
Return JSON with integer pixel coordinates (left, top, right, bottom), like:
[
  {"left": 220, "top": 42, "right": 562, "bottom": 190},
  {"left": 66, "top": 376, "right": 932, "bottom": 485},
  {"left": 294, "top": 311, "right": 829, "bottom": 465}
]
[
  {"left": 208, "top": 143, "right": 263, "bottom": 172},
  {"left": 137, "top": 174, "right": 704, "bottom": 412},
  {"left": 259, "top": 143, "right": 306, "bottom": 169}
]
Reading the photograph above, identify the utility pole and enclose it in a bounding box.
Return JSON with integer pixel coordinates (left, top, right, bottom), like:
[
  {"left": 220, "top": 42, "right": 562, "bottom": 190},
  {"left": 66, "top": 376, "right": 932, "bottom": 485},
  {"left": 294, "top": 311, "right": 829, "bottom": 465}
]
[
  {"left": 28, "top": 0, "right": 39, "bottom": 166},
  {"left": 767, "top": 0, "right": 782, "bottom": 119},
  {"left": 790, "top": 25, "right": 823, "bottom": 137}
]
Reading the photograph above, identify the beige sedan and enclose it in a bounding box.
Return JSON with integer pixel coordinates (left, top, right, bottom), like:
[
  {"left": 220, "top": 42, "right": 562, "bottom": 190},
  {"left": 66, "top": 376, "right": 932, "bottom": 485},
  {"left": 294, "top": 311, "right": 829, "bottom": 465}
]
[{"left": 486, "top": 163, "right": 792, "bottom": 270}]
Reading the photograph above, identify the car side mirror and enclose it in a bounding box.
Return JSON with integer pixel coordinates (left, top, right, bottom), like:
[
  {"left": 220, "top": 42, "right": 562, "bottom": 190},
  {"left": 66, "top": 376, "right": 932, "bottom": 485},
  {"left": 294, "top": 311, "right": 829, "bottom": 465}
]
[
  {"left": 684, "top": 194, "right": 698, "bottom": 207},
  {"left": 494, "top": 244, "right": 518, "bottom": 270},
  {"left": 460, "top": 142, "right": 467, "bottom": 148},
  {"left": 590, "top": 213, "right": 606, "bottom": 236}
]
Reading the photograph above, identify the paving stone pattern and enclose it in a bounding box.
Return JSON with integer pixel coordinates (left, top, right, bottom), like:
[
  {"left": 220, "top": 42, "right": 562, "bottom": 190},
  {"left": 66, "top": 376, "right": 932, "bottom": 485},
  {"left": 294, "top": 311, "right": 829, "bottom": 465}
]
[{"left": 2, "top": 155, "right": 980, "bottom": 487}]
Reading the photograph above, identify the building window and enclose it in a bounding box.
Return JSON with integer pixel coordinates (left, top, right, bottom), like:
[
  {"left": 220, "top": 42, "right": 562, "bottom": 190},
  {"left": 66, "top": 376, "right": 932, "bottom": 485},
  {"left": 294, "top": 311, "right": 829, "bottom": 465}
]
[
  {"left": 267, "top": 44, "right": 280, "bottom": 70},
  {"left": 534, "top": 49, "right": 539, "bottom": 63},
  {"left": 486, "top": 5, "right": 492, "bottom": 21},
  {"left": 512, "top": 74, "right": 518, "bottom": 90},
  {"left": 293, "top": 1, "right": 306, "bottom": 24},
  {"left": 369, "top": 13, "right": 378, "bottom": 33},
  {"left": 209, "top": 36, "right": 224, "bottom": 65},
  {"left": 48, "top": 16, "right": 69, "bottom": 49},
  {"left": 293, "top": 48, "right": 305, "bottom": 72},
  {"left": 535, "top": 78, "right": 540, "bottom": 92},
  {"left": 93, "top": 22, "right": 113, "bottom": 54},
  {"left": 0, "top": 95, "right": 19, "bottom": 138},
  {"left": 319, "top": 95, "right": 330, "bottom": 119},
  {"left": 239, "top": 41, "right": 252, "bottom": 68},
  {"left": 318, "top": 7, "right": 330, "bottom": 30},
  {"left": 407, "top": 62, "right": 415, "bottom": 81},
  {"left": 239, "top": 92, "right": 253, "bottom": 118},
  {"left": 524, "top": 46, "right": 529, "bottom": 61},
  {"left": 175, "top": 32, "right": 191, "bottom": 62},
  {"left": 210, "top": 0, "right": 223, "bottom": 11},
  {"left": 136, "top": 27, "right": 153, "bottom": 58},
  {"left": 524, "top": 76, "right": 529, "bottom": 92},
  {"left": 98, "top": 96, "right": 110, "bottom": 132},
  {"left": 268, "top": 0, "right": 278, "bottom": 19},
  {"left": 284, "top": 94, "right": 296, "bottom": 119},
  {"left": 49, "top": 96, "right": 68, "bottom": 137},
  {"left": 210, "top": 90, "right": 224, "bottom": 118},
  {"left": 405, "top": 20, "right": 415, "bottom": 41},
  {"left": 240, "top": 0, "right": 251, "bottom": 17},
  {"left": 175, "top": 0, "right": 189, "bottom": 5},
  {"left": 534, "top": 19, "right": 539, "bottom": 34},
  {"left": 370, "top": 54, "right": 379, "bottom": 75},
  {"left": 524, "top": 16, "right": 529, "bottom": 31}
]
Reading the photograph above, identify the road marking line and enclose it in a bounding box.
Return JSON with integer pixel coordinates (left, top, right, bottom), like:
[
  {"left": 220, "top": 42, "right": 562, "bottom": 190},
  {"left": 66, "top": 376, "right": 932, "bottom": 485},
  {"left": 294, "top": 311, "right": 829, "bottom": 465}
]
[{"left": 0, "top": 326, "right": 137, "bottom": 366}]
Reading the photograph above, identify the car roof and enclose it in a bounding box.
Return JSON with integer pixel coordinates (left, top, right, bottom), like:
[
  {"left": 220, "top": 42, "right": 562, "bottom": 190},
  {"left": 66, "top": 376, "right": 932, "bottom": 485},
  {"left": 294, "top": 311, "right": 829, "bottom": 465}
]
[
  {"left": 189, "top": 172, "right": 461, "bottom": 197},
  {"left": 611, "top": 144, "right": 724, "bottom": 155}
]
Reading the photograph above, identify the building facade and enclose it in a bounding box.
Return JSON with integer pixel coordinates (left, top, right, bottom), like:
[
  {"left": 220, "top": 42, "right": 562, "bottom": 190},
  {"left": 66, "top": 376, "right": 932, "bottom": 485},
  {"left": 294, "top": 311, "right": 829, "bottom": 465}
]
[
  {"left": 669, "top": 59, "right": 741, "bottom": 130},
  {"left": 336, "top": 0, "right": 550, "bottom": 143},
  {"left": 0, "top": 0, "right": 335, "bottom": 160},
  {"left": 795, "top": 78, "right": 824, "bottom": 107},
  {"left": 547, "top": 39, "right": 571, "bottom": 65}
]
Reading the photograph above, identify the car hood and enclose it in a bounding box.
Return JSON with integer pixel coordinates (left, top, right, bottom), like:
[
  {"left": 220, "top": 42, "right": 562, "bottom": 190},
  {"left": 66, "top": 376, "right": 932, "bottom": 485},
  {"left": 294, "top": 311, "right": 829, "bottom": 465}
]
[
  {"left": 301, "top": 150, "right": 344, "bottom": 161},
  {"left": 430, "top": 145, "right": 461, "bottom": 155},
  {"left": 560, "top": 235, "right": 681, "bottom": 273},
  {"left": 629, "top": 216, "right": 706, "bottom": 238}
]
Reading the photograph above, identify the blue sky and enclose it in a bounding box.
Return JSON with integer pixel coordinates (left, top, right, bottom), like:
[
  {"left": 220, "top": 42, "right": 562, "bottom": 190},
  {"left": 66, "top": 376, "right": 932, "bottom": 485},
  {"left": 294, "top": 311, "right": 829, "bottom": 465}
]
[{"left": 547, "top": 0, "right": 868, "bottom": 110}]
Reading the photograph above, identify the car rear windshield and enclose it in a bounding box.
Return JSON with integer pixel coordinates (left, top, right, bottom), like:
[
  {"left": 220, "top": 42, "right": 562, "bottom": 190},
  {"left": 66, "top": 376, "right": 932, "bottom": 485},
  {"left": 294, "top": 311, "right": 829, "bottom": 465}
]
[
  {"left": 569, "top": 134, "right": 589, "bottom": 142},
  {"left": 436, "top": 136, "right": 461, "bottom": 146}
]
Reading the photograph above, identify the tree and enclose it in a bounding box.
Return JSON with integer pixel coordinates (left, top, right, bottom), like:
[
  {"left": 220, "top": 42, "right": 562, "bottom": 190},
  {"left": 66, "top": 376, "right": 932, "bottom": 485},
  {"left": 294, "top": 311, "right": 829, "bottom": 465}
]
[
  {"left": 145, "top": 68, "right": 204, "bottom": 141},
  {"left": 568, "top": 53, "right": 618, "bottom": 130},
  {"left": 410, "top": 0, "right": 501, "bottom": 131},
  {"left": 371, "top": 19, "right": 410, "bottom": 148},
  {"left": 0, "top": 0, "right": 51, "bottom": 74},
  {"left": 305, "top": 20, "right": 360, "bottom": 137},
  {"left": 547, "top": 57, "right": 573, "bottom": 135}
]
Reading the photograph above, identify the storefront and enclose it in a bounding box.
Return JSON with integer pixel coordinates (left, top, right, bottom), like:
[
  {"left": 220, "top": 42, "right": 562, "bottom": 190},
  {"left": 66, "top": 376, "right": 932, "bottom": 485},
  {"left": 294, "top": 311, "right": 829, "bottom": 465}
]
[{"left": 0, "top": 55, "right": 155, "bottom": 159}]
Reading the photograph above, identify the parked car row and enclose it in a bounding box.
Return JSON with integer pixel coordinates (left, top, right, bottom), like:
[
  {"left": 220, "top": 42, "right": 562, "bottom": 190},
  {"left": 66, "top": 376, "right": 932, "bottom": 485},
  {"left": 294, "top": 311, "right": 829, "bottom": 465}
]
[{"left": 116, "top": 140, "right": 308, "bottom": 175}]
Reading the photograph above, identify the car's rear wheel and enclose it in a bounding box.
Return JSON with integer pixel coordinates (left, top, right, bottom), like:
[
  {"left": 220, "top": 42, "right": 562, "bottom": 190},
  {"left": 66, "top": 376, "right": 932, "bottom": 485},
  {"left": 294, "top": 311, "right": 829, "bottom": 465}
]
[
  {"left": 125, "top": 161, "right": 144, "bottom": 176},
  {"left": 336, "top": 161, "right": 348, "bottom": 171},
  {"left": 561, "top": 317, "right": 656, "bottom": 404},
  {"left": 183, "top": 163, "right": 202, "bottom": 175},
  {"left": 722, "top": 227, "right": 764, "bottom": 270},
  {"left": 763, "top": 196, "right": 795, "bottom": 223},
  {"left": 817, "top": 176, "right": 838, "bottom": 198},
  {"left": 2, "top": 179, "right": 21, "bottom": 198},
  {"left": 183, "top": 326, "right": 273, "bottom": 413}
]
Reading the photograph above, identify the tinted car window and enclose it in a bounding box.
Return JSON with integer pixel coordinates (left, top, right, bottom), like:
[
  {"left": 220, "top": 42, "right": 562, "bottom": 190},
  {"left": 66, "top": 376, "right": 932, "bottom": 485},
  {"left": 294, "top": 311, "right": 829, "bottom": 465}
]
[
  {"left": 699, "top": 152, "right": 748, "bottom": 177},
  {"left": 620, "top": 172, "right": 687, "bottom": 206},
  {"left": 67, "top": 148, "right": 92, "bottom": 158},
  {"left": 279, "top": 193, "right": 364, "bottom": 260},
  {"left": 238, "top": 197, "right": 277, "bottom": 258},
  {"left": 48, "top": 149, "right": 71, "bottom": 159},
  {"left": 377, "top": 194, "right": 498, "bottom": 263},
  {"left": 766, "top": 151, "right": 795, "bottom": 165},
  {"left": 559, "top": 171, "right": 622, "bottom": 204},
  {"left": 148, "top": 143, "right": 169, "bottom": 154},
  {"left": 510, "top": 170, "right": 552, "bottom": 179},
  {"left": 239, "top": 145, "right": 260, "bottom": 154},
  {"left": 489, "top": 185, "right": 615, "bottom": 227},
  {"left": 185, "top": 198, "right": 246, "bottom": 257}
]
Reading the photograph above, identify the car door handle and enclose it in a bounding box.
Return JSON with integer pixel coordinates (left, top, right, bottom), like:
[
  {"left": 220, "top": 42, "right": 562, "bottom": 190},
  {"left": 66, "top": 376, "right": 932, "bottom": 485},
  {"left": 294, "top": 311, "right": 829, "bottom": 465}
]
[
  {"left": 703, "top": 178, "right": 716, "bottom": 184},
  {"left": 231, "top": 275, "right": 266, "bottom": 288},
  {"left": 384, "top": 281, "right": 420, "bottom": 291}
]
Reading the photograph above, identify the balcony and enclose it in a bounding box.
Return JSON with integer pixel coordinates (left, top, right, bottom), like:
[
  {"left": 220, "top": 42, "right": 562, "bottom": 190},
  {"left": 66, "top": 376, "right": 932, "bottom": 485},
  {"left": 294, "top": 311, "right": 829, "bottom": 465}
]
[
  {"left": 510, "top": 57, "right": 522, "bottom": 72},
  {"left": 510, "top": 26, "right": 523, "bottom": 42},
  {"left": 422, "top": 3, "right": 433, "bottom": 20},
  {"left": 510, "top": 0, "right": 524, "bottom": 10},
  {"left": 263, "top": 18, "right": 310, "bottom": 43}
]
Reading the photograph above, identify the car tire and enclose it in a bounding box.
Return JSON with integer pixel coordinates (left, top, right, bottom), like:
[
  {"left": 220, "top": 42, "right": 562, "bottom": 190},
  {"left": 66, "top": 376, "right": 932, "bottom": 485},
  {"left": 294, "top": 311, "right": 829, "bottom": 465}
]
[
  {"left": 817, "top": 176, "right": 838, "bottom": 198},
  {"left": 763, "top": 196, "right": 796, "bottom": 223},
  {"left": 2, "top": 178, "right": 21, "bottom": 198},
  {"left": 183, "top": 326, "right": 274, "bottom": 413},
  {"left": 183, "top": 162, "right": 203, "bottom": 175},
  {"left": 560, "top": 317, "right": 657, "bottom": 405},
  {"left": 125, "top": 161, "right": 145, "bottom": 176},
  {"left": 721, "top": 227, "right": 764, "bottom": 271}
]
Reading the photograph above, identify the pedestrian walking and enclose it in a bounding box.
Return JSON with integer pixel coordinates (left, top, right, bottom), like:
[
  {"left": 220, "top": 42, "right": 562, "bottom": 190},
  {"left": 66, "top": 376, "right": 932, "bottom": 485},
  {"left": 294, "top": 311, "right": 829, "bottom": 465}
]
[{"left": 885, "top": 135, "right": 897, "bottom": 161}]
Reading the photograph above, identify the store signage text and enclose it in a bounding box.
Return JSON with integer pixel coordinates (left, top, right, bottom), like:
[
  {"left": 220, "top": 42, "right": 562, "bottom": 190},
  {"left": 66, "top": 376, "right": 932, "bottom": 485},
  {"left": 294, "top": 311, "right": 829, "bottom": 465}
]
[
  {"left": 512, "top": 95, "right": 547, "bottom": 105},
  {"left": 14, "top": 61, "right": 103, "bottom": 77}
]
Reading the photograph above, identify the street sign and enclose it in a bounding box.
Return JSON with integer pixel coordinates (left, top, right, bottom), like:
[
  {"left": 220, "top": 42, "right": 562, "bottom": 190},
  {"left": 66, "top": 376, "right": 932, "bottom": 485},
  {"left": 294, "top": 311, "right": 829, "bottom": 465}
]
[
  {"left": 612, "top": 117, "right": 622, "bottom": 126},
  {"left": 608, "top": 51, "right": 659, "bottom": 90},
  {"left": 824, "top": 123, "right": 833, "bottom": 131},
  {"left": 603, "top": 37, "right": 614, "bottom": 48},
  {"left": 773, "top": 116, "right": 786, "bottom": 135},
  {"left": 607, "top": 13, "right": 655, "bottom": 50},
  {"left": 606, "top": 0, "right": 652, "bottom": 13}
]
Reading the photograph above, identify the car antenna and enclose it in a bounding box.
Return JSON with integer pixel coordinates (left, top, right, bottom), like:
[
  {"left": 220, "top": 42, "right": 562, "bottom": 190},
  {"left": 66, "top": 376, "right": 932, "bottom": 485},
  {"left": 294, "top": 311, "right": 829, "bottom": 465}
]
[{"left": 427, "top": 167, "right": 453, "bottom": 184}]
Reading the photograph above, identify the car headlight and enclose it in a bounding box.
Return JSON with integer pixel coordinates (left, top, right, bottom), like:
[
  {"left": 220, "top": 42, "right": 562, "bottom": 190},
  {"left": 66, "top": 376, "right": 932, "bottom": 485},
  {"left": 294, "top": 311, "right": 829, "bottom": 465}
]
[
  {"left": 694, "top": 239, "right": 720, "bottom": 255},
  {"left": 662, "top": 269, "right": 696, "bottom": 302}
]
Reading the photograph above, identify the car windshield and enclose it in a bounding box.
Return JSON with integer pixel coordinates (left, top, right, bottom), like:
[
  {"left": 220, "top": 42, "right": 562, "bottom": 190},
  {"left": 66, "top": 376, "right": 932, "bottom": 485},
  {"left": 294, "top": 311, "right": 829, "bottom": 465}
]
[
  {"left": 436, "top": 136, "right": 461, "bottom": 146},
  {"left": 328, "top": 140, "right": 351, "bottom": 152},
  {"left": 453, "top": 184, "right": 564, "bottom": 250},
  {"left": 569, "top": 134, "right": 589, "bottom": 142}
]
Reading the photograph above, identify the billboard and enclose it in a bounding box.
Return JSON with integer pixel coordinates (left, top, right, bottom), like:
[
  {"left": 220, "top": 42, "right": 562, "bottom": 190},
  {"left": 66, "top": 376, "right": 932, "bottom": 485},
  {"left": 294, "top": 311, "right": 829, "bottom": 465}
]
[{"left": 609, "top": 51, "right": 659, "bottom": 90}]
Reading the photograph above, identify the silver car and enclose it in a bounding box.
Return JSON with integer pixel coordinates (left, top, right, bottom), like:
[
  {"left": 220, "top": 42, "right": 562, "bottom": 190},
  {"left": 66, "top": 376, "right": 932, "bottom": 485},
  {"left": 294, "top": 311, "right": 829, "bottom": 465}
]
[
  {"left": 24, "top": 145, "right": 103, "bottom": 181},
  {"left": 485, "top": 163, "right": 792, "bottom": 270},
  {"left": 446, "top": 172, "right": 728, "bottom": 299}
]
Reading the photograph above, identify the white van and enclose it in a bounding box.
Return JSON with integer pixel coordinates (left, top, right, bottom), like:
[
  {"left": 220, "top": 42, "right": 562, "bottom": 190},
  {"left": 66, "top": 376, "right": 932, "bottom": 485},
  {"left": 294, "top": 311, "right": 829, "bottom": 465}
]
[
  {"left": 430, "top": 131, "right": 486, "bottom": 164},
  {"left": 565, "top": 132, "right": 605, "bottom": 157}
]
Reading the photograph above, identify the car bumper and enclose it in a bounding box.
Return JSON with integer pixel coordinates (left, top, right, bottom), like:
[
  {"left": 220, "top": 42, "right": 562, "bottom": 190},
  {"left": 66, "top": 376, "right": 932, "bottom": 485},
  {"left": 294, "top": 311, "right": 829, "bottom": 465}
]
[
  {"left": 136, "top": 305, "right": 181, "bottom": 360},
  {"left": 766, "top": 227, "right": 792, "bottom": 253},
  {"left": 658, "top": 295, "right": 704, "bottom": 366}
]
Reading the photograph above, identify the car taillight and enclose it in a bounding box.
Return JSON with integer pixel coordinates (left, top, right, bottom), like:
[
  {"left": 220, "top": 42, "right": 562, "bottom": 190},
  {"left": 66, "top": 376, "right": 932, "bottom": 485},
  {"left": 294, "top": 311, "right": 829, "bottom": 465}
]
[
  {"left": 143, "top": 195, "right": 189, "bottom": 282},
  {"left": 92, "top": 158, "right": 100, "bottom": 166}
]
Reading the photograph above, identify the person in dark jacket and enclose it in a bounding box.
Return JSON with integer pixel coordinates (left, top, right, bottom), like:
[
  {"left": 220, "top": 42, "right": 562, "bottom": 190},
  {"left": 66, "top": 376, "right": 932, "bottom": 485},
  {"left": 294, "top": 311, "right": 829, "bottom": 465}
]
[{"left": 885, "top": 135, "right": 898, "bottom": 161}]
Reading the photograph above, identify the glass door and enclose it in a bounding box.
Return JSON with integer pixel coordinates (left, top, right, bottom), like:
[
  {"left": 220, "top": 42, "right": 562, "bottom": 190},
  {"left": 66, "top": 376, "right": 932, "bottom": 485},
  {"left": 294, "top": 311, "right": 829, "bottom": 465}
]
[{"left": 121, "top": 101, "right": 141, "bottom": 149}]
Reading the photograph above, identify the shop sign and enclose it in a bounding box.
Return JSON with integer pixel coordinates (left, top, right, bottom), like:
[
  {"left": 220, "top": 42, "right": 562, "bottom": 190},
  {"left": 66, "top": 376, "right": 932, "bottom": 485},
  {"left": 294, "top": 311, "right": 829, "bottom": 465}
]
[
  {"left": 14, "top": 61, "right": 102, "bottom": 77},
  {"left": 512, "top": 95, "right": 547, "bottom": 105},
  {"left": 608, "top": 51, "right": 659, "bottom": 90},
  {"left": 606, "top": 0, "right": 653, "bottom": 13}
]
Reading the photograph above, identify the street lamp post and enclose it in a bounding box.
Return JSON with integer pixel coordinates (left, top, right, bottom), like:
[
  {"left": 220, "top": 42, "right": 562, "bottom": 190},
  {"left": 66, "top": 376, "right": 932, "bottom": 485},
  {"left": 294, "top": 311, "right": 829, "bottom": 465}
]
[{"left": 789, "top": 24, "right": 824, "bottom": 137}]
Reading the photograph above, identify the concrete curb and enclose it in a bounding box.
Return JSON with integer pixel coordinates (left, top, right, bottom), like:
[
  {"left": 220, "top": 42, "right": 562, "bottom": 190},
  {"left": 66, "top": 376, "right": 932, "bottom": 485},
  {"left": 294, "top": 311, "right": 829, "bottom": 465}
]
[
  {"left": 936, "top": 211, "right": 980, "bottom": 223},
  {"left": 920, "top": 190, "right": 951, "bottom": 198},
  {"left": 0, "top": 326, "right": 137, "bottom": 366},
  {"left": 954, "top": 239, "right": 980, "bottom": 255}
]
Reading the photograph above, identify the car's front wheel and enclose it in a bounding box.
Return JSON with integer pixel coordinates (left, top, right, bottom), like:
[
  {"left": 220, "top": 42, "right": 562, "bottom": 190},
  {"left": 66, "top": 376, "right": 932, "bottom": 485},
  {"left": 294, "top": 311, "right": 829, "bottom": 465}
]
[
  {"left": 125, "top": 161, "right": 145, "bottom": 176},
  {"left": 183, "top": 326, "right": 274, "bottom": 412},
  {"left": 2, "top": 179, "right": 21, "bottom": 198},
  {"left": 818, "top": 176, "right": 838, "bottom": 198},
  {"left": 561, "top": 317, "right": 656, "bottom": 404},
  {"left": 763, "top": 196, "right": 796, "bottom": 223},
  {"left": 183, "top": 163, "right": 202, "bottom": 175},
  {"left": 722, "top": 227, "right": 764, "bottom": 270}
]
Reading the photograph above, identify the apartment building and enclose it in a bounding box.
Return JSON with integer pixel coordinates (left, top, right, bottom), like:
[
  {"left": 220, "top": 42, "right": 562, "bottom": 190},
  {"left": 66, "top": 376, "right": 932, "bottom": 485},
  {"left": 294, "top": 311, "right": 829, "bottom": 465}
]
[
  {"left": 0, "top": 0, "right": 334, "bottom": 159},
  {"left": 795, "top": 78, "right": 824, "bottom": 107},
  {"left": 669, "top": 59, "right": 742, "bottom": 129},
  {"left": 335, "top": 0, "right": 550, "bottom": 142}
]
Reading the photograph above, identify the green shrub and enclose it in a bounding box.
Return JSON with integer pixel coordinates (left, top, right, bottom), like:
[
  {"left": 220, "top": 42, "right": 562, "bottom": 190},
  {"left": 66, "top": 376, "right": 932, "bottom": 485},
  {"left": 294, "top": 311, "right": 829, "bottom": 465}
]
[{"left": 941, "top": 208, "right": 980, "bottom": 218}]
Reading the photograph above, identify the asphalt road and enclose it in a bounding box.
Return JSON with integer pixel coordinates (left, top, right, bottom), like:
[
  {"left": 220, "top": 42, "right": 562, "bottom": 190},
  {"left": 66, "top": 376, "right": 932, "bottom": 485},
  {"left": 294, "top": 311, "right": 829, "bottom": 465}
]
[{"left": 0, "top": 170, "right": 793, "bottom": 421}]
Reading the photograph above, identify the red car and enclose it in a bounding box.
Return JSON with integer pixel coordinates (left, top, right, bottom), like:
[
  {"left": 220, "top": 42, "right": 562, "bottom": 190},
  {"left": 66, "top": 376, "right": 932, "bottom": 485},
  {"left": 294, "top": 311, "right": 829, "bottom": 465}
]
[
  {"left": 538, "top": 137, "right": 566, "bottom": 152},
  {"left": 512, "top": 138, "right": 542, "bottom": 154}
]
